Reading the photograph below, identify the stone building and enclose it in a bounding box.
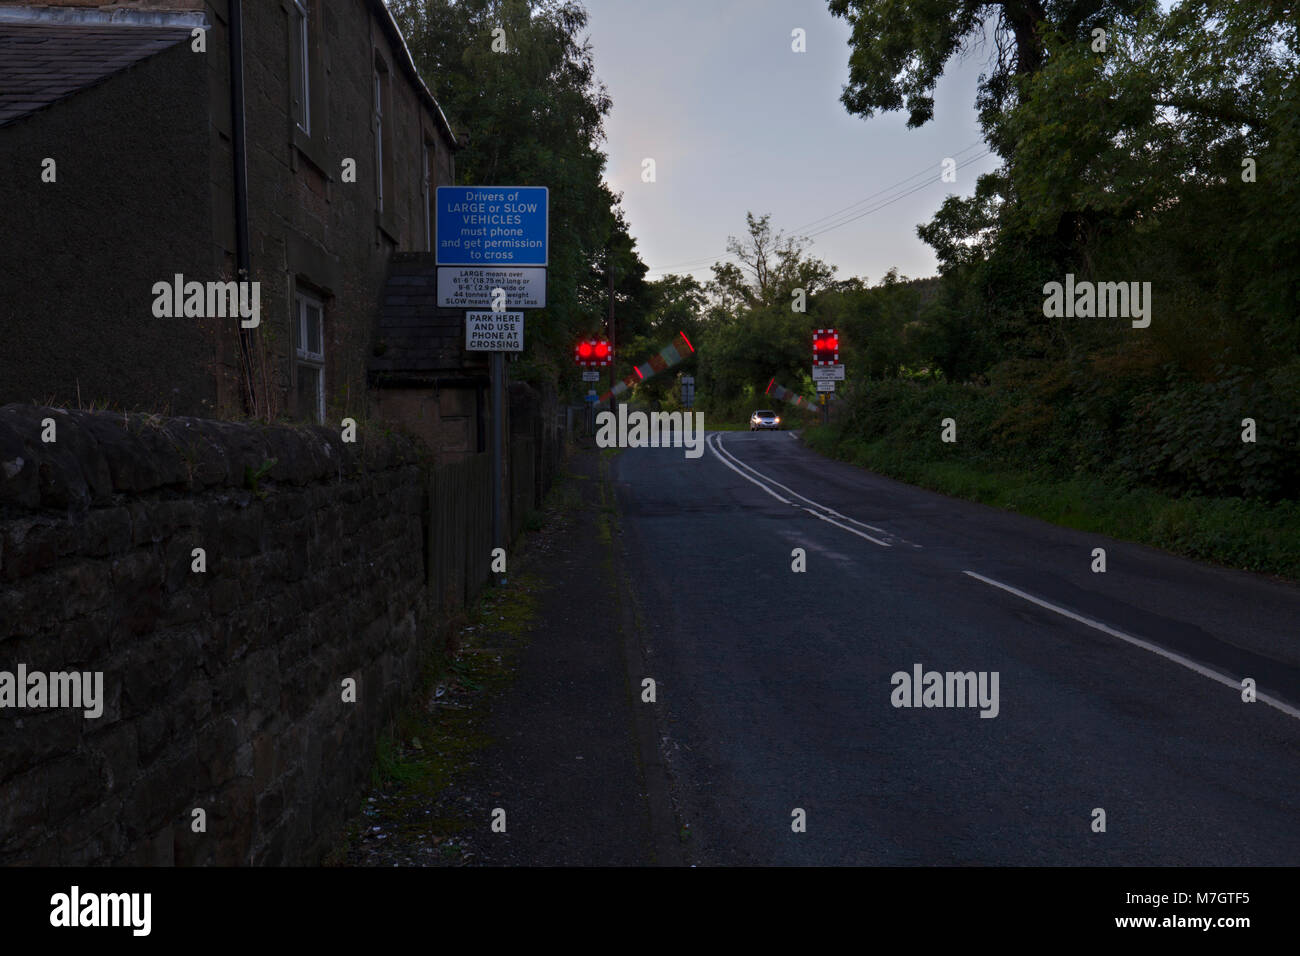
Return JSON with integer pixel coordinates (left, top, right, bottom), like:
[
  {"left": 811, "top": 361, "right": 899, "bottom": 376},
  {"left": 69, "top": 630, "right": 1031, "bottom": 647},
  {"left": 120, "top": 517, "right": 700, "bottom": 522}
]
[{"left": 0, "top": 0, "right": 485, "bottom": 458}]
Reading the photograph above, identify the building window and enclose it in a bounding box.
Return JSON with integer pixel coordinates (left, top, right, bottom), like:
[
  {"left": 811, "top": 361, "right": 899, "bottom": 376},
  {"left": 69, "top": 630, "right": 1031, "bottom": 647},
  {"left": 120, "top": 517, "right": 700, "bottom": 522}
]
[
  {"left": 290, "top": 0, "right": 311, "bottom": 134},
  {"left": 295, "top": 292, "right": 324, "bottom": 423},
  {"left": 373, "top": 69, "right": 384, "bottom": 212},
  {"left": 422, "top": 141, "right": 433, "bottom": 251},
  {"left": 374, "top": 57, "right": 394, "bottom": 216}
]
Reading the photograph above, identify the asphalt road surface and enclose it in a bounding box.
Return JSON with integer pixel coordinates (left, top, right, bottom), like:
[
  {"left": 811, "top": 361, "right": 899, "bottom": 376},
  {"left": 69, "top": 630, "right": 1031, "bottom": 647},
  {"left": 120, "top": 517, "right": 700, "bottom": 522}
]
[{"left": 609, "top": 429, "right": 1300, "bottom": 865}]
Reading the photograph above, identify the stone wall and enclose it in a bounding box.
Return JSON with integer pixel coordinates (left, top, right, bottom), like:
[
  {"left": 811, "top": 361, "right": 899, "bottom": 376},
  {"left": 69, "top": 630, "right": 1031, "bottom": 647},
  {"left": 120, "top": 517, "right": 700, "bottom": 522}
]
[{"left": 0, "top": 405, "right": 435, "bottom": 865}]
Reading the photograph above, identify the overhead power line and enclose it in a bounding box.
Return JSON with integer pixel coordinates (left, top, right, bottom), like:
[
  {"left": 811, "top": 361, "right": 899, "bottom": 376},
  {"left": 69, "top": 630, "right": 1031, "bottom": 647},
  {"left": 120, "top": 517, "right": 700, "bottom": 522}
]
[{"left": 644, "top": 143, "right": 997, "bottom": 276}]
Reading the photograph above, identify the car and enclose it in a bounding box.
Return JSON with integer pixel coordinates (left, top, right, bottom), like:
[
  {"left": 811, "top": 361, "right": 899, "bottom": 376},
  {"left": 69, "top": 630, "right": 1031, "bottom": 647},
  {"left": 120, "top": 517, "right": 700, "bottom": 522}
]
[{"left": 750, "top": 409, "right": 781, "bottom": 430}]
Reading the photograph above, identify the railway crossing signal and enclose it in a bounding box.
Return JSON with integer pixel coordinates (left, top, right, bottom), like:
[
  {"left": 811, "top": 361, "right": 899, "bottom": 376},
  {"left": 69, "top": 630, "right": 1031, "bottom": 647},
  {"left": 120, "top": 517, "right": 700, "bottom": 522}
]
[{"left": 813, "top": 329, "right": 839, "bottom": 365}]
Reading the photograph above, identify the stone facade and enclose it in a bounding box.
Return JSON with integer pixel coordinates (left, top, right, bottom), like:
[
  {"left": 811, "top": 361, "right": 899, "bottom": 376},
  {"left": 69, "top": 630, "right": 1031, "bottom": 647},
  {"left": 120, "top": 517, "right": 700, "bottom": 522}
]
[{"left": 0, "top": 0, "right": 465, "bottom": 441}]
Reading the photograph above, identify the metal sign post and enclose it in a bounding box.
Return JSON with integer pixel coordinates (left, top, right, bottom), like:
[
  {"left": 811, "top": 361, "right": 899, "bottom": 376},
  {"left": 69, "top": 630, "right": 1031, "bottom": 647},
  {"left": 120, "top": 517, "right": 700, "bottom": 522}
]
[
  {"left": 816, "top": 381, "right": 835, "bottom": 425},
  {"left": 811, "top": 329, "right": 842, "bottom": 429},
  {"left": 440, "top": 186, "right": 549, "bottom": 564},
  {"left": 491, "top": 350, "right": 505, "bottom": 554}
]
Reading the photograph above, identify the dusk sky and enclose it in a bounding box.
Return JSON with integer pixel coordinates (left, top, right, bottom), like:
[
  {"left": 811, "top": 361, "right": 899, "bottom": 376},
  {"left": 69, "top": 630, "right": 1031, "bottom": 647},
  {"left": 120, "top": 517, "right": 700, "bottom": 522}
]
[{"left": 580, "top": 0, "right": 1004, "bottom": 286}]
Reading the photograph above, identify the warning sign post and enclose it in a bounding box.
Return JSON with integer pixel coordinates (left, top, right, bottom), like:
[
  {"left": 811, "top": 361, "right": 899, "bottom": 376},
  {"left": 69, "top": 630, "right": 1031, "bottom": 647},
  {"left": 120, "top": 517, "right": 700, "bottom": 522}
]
[{"left": 443, "top": 187, "right": 548, "bottom": 573}]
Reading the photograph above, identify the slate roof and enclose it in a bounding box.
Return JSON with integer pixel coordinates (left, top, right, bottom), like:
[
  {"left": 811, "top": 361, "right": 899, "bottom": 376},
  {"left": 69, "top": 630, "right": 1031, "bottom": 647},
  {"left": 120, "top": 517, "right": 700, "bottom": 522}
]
[
  {"left": 370, "top": 253, "right": 483, "bottom": 382},
  {"left": 0, "top": 5, "right": 206, "bottom": 128}
]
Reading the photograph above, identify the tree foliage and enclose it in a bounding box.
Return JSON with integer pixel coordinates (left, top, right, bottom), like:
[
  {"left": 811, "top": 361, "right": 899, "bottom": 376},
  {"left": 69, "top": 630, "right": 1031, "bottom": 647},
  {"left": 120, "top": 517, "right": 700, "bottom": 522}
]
[
  {"left": 823, "top": 0, "right": 1300, "bottom": 501},
  {"left": 389, "top": 0, "right": 651, "bottom": 388}
]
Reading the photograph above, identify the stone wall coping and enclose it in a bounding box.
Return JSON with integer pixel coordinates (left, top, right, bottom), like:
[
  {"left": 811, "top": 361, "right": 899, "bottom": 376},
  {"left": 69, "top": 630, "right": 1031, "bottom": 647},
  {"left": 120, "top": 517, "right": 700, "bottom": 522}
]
[{"left": 0, "top": 405, "right": 425, "bottom": 512}]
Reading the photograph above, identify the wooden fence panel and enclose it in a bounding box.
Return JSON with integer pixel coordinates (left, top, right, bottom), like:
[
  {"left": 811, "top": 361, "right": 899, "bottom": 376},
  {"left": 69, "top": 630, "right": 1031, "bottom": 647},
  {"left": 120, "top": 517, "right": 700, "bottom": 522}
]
[
  {"left": 425, "top": 408, "right": 567, "bottom": 615},
  {"left": 509, "top": 436, "right": 535, "bottom": 541},
  {"left": 463, "top": 453, "right": 492, "bottom": 605}
]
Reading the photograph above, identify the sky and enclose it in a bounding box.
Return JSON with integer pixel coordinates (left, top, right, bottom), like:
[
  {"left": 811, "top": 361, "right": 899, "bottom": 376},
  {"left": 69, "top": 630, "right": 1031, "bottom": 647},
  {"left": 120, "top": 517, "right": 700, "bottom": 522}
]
[{"left": 578, "top": 0, "right": 1004, "bottom": 287}]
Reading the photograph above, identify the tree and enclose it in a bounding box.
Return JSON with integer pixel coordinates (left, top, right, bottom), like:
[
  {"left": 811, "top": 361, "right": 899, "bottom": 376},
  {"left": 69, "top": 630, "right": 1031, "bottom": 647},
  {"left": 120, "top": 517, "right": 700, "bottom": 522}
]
[
  {"left": 696, "top": 213, "right": 839, "bottom": 408},
  {"left": 389, "top": 0, "right": 653, "bottom": 388},
  {"left": 826, "top": 1, "right": 1150, "bottom": 155},
  {"left": 712, "top": 212, "right": 835, "bottom": 311}
]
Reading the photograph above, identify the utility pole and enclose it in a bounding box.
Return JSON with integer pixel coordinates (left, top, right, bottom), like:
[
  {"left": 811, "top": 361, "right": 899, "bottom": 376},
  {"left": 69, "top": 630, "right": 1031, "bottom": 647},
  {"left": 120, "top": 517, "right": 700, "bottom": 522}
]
[{"left": 607, "top": 251, "right": 616, "bottom": 416}]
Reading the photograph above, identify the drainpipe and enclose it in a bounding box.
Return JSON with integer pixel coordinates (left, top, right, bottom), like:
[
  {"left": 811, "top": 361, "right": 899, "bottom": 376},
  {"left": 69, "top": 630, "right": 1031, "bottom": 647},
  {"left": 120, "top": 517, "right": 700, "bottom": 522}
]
[{"left": 229, "top": 0, "right": 256, "bottom": 415}]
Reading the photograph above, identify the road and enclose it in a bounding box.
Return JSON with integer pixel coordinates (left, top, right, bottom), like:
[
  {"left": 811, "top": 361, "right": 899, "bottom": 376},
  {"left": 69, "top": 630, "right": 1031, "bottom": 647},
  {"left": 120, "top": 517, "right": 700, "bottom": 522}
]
[{"left": 608, "top": 429, "right": 1300, "bottom": 865}]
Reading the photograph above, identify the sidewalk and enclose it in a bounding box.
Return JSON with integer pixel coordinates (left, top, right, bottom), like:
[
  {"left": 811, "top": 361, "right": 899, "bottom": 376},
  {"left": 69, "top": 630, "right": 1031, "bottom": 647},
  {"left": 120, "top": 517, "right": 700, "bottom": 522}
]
[{"left": 337, "top": 445, "right": 682, "bottom": 866}]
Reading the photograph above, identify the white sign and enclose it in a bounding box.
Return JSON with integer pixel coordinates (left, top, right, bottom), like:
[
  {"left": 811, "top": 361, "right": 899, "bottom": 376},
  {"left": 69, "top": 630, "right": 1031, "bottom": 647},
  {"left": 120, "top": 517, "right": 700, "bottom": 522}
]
[
  {"left": 816, "top": 380, "right": 836, "bottom": 392},
  {"left": 812, "top": 365, "right": 845, "bottom": 381},
  {"left": 465, "top": 311, "right": 523, "bottom": 351},
  {"left": 582, "top": 369, "right": 600, "bottom": 381},
  {"left": 438, "top": 267, "right": 546, "bottom": 309}
]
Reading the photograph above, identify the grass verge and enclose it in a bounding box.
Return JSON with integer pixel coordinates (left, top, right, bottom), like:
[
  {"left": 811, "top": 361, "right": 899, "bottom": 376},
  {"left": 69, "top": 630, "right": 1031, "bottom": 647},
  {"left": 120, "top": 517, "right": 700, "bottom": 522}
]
[{"left": 803, "top": 424, "right": 1300, "bottom": 582}]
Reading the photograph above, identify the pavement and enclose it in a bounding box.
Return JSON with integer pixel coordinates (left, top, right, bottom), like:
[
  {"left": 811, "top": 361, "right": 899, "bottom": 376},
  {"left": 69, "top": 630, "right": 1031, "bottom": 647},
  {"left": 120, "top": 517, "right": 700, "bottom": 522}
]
[{"left": 343, "top": 444, "right": 681, "bottom": 866}]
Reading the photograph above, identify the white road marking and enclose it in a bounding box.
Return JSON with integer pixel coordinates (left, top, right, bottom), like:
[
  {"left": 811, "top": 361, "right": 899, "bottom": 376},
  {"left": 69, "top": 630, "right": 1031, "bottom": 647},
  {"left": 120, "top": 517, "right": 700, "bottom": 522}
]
[
  {"left": 714, "top": 434, "right": 898, "bottom": 542},
  {"left": 714, "top": 434, "right": 892, "bottom": 532},
  {"left": 699, "top": 433, "right": 1294, "bottom": 720},
  {"left": 704, "top": 433, "right": 794, "bottom": 506},
  {"left": 963, "top": 570, "right": 1300, "bottom": 722},
  {"left": 707, "top": 433, "right": 890, "bottom": 547}
]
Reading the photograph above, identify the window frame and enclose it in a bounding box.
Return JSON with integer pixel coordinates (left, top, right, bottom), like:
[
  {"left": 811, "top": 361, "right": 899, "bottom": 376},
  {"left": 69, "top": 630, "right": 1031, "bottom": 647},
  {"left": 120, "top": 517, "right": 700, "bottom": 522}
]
[
  {"left": 373, "top": 54, "right": 395, "bottom": 225},
  {"left": 294, "top": 290, "right": 325, "bottom": 424},
  {"left": 373, "top": 67, "right": 384, "bottom": 212},
  {"left": 421, "top": 140, "right": 433, "bottom": 251},
  {"left": 291, "top": 0, "right": 311, "bottom": 135}
]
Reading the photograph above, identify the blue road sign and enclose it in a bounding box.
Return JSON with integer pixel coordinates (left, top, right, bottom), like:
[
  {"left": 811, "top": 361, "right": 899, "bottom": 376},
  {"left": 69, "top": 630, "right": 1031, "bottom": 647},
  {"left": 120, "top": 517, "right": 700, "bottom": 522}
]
[{"left": 436, "top": 186, "right": 548, "bottom": 266}]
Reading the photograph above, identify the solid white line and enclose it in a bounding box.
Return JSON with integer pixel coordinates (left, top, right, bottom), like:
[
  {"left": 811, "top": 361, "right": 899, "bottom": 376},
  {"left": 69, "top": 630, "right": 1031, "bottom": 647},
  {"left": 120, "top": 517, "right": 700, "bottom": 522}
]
[
  {"left": 963, "top": 570, "right": 1300, "bottom": 722},
  {"left": 707, "top": 434, "right": 890, "bottom": 547},
  {"left": 705, "top": 433, "right": 793, "bottom": 506},
  {"left": 796, "top": 507, "right": 892, "bottom": 547},
  {"left": 713, "top": 434, "right": 895, "bottom": 538}
]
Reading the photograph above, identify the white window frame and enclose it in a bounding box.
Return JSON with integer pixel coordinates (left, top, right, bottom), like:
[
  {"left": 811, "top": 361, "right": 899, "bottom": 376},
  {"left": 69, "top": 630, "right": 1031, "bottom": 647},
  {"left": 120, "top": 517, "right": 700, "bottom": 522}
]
[
  {"left": 422, "top": 141, "right": 432, "bottom": 251},
  {"left": 292, "top": 0, "right": 310, "bottom": 134},
  {"left": 295, "top": 292, "right": 325, "bottom": 424},
  {"left": 374, "top": 69, "right": 385, "bottom": 212}
]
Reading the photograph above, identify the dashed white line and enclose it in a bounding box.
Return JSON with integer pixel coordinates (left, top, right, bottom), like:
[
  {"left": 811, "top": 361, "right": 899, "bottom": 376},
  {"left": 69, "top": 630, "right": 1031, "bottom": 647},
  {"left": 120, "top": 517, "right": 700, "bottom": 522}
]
[
  {"left": 963, "top": 570, "right": 1300, "bottom": 722},
  {"left": 699, "top": 434, "right": 1294, "bottom": 721}
]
